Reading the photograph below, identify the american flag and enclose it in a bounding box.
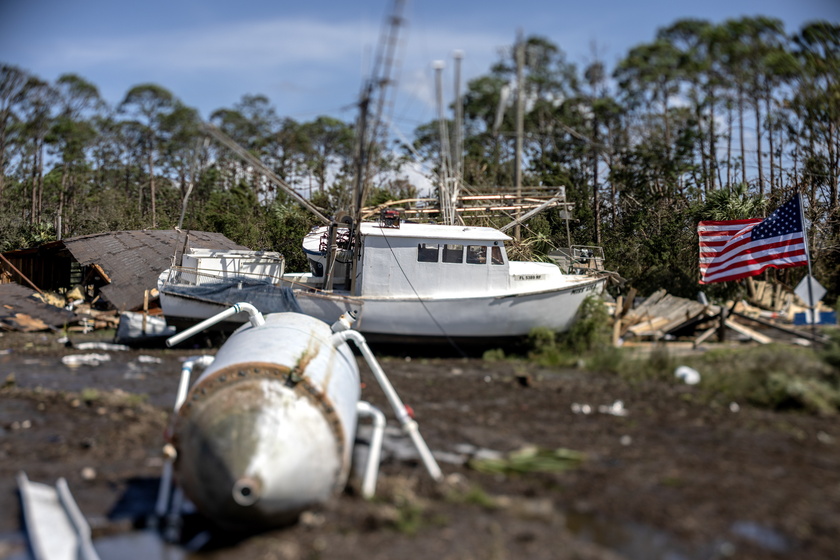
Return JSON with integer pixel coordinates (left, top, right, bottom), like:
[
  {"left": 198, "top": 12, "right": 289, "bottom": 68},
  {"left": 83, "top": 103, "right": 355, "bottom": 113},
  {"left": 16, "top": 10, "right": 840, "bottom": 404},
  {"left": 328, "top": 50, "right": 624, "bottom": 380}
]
[{"left": 698, "top": 196, "right": 808, "bottom": 284}]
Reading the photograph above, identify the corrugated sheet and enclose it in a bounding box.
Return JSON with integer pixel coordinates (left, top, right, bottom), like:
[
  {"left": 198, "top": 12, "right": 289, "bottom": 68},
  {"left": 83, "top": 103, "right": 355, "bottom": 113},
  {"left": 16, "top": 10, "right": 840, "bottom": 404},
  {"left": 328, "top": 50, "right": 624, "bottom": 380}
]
[
  {"left": 62, "top": 230, "right": 248, "bottom": 311},
  {"left": 0, "top": 283, "right": 76, "bottom": 328}
]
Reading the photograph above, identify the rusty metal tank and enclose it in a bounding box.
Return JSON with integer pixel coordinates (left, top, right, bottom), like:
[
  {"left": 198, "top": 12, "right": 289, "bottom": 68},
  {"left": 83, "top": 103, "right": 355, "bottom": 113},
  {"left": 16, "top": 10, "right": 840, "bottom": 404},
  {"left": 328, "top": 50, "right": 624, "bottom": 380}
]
[{"left": 172, "top": 312, "right": 360, "bottom": 530}]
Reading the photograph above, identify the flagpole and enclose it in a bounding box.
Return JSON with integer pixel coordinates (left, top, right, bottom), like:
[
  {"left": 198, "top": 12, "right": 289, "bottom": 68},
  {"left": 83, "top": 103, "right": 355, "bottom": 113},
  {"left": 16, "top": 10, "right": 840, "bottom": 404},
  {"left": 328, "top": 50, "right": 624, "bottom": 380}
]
[{"left": 798, "top": 193, "right": 817, "bottom": 338}]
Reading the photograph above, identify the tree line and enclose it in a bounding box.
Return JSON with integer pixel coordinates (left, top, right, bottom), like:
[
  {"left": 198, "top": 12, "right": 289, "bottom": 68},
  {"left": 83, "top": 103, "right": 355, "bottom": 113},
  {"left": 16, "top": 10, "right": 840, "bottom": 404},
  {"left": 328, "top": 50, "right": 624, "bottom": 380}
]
[{"left": 1, "top": 16, "right": 838, "bottom": 301}]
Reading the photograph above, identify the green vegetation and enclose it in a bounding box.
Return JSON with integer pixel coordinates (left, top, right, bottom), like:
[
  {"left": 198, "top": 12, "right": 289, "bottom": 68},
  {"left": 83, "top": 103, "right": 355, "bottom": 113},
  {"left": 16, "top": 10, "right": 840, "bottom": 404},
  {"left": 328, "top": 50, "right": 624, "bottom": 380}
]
[
  {"left": 517, "top": 296, "right": 616, "bottom": 367},
  {"left": 597, "top": 342, "right": 840, "bottom": 415},
  {"left": 468, "top": 445, "right": 586, "bottom": 475},
  {"left": 79, "top": 388, "right": 100, "bottom": 403},
  {"left": 492, "top": 292, "right": 840, "bottom": 416}
]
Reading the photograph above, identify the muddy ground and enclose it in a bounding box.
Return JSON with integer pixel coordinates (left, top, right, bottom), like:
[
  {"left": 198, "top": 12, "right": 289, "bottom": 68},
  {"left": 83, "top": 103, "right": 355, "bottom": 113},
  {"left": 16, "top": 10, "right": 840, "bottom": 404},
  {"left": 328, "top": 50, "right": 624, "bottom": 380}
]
[{"left": 0, "top": 330, "right": 838, "bottom": 560}]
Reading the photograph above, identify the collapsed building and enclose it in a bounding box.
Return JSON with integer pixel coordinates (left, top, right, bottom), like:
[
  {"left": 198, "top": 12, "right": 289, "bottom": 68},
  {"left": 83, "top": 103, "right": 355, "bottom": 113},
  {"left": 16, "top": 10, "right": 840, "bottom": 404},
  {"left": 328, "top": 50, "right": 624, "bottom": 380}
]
[{"left": 0, "top": 230, "right": 247, "bottom": 331}]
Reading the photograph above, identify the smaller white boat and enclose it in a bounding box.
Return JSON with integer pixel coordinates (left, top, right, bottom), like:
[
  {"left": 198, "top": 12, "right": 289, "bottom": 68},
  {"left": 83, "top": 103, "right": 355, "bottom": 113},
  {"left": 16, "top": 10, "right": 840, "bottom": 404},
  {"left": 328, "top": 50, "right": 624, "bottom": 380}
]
[{"left": 158, "top": 248, "right": 302, "bottom": 331}]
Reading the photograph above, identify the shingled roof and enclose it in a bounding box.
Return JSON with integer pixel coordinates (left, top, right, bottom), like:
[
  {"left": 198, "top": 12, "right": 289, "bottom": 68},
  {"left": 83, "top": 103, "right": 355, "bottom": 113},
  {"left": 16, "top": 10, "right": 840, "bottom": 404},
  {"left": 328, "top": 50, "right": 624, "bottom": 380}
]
[{"left": 62, "top": 230, "right": 248, "bottom": 311}]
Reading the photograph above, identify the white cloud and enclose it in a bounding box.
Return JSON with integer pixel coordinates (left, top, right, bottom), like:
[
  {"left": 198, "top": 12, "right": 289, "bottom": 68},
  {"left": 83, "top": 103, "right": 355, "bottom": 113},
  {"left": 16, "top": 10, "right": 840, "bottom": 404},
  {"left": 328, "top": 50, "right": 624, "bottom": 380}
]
[{"left": 48, "top": 18, "right": 375, "bottom": 72}]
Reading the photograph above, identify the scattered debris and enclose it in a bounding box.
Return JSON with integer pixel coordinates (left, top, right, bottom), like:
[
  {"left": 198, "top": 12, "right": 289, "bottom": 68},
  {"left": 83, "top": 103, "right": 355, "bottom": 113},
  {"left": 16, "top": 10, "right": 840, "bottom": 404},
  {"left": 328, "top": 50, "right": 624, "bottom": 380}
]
[
  {"left": 61, "top": 354, "right": 111, "bottom": 368},
  {"left": 598, "top": 400, "right": 628, "bottom": 416},
  {"left": 675, "top": 366, "right": 701, "bottom": 385},
  {"left": 619, "top": 289, "right": 719, "bottom": 340},
  {"left": 115, "top": 311, "right": 176, "bottom": 346},
  {"left": 16, "top": 473, "right": 101, "bottom": 560},
  {"left": 137, "top": 355, "right": 163, "bottom": 364},
  {"left": 613, "top": 287, "right": 832, "bottom": 349},
  {"left": 0, "top": 283, "right": 76, "bottom": 332},
  {"left": 572, "top": 400, "right": 628, "bottom": 416},
  {"left": 74, "top": 342, "right": 129, "bottom": 351},
  {"left": 571, "top": 403, "right": 593, "bottom": 415}
]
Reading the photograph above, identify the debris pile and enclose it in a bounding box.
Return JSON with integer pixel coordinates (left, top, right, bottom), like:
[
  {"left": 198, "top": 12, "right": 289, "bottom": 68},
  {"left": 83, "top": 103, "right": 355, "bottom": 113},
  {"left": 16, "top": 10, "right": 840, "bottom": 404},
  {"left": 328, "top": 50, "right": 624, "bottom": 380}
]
[
  {"left": 0, "top": 283, "right": 76, "bottom": 332},
  {"left": 613, "top": 285, "right": 833, "bottom": 348}
]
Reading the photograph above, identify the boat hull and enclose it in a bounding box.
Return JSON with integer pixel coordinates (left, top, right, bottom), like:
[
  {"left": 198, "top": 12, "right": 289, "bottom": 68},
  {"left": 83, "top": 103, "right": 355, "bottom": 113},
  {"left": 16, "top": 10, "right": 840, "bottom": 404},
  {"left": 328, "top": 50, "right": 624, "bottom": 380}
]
[
  {"left": 161, "top": 274, "right": 606, "bottom": 342},
  {"left": 295, "top": 274, "right": 607, "bottom": 340}
]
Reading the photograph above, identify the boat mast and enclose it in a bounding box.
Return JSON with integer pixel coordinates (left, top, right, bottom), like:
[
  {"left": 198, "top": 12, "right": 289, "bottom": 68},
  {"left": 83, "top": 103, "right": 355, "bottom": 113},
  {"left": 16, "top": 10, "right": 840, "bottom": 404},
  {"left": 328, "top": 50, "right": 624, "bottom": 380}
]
[
  {"left": 349, "top": 0, "right": 406, "bottom": 293},
  {"left": 514, "top": 30, "right": 525, "bottom": 242},
  {"left": 434, "top": 60, "right": 453, "bottom": 225},
  {"left": 452, "top": 50, "right": 465, "bottom": 224}
]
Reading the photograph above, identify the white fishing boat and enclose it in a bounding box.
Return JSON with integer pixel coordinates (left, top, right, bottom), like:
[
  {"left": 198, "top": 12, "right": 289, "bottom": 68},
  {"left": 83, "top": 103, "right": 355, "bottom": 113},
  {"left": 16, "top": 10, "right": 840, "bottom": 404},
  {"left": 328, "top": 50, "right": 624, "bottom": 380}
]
[
  {"left": 158, "top": 218, "right": 608, "bottom": 343},
  {"left": 288, "top": 219, "right": 607, "bottom": 342}
]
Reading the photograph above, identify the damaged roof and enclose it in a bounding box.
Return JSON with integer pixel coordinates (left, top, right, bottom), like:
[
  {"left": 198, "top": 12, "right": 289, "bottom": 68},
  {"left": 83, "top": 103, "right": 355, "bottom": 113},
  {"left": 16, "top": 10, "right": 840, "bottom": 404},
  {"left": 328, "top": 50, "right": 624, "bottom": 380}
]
[
  {"left": 62, "top": 230, "right": 249, "bottom": 311},
  {"left": 0, "top": 282, "right": 76, "bottom": 330}
]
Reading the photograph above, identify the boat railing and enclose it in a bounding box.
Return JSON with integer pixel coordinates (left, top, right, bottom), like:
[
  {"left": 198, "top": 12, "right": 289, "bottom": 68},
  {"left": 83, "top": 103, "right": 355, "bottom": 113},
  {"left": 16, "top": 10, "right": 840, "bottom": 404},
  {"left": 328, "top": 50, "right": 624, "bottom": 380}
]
[
  {"left": 548, "top": 246, "right": 605, "bottom": 274},
  {"left": 163, "top": 265, "right": 284, "bottom": 288}
]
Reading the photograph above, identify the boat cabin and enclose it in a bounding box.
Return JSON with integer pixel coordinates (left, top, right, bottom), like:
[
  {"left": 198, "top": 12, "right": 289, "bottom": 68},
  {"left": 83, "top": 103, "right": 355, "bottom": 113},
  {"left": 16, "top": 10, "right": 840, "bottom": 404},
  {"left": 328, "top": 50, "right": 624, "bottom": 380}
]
[{"left": 302, "top": 222, "right": 516, "bottom": 297}]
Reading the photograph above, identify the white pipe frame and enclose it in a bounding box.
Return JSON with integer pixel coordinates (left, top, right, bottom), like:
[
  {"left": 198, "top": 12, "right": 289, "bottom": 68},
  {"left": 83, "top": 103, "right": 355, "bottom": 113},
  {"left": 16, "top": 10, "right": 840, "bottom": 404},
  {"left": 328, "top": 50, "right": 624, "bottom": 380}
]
[
  {"left": 355, "top": 401, "right": 386, "bottom": 498},
  {"left": 331, "top": 327, "right": 443, "bottom": 482},
  {"left": 154, "top": 354, "right": 215, "bottom": 523},
  {"left": 165, "top": 302, "right": 265, "bottom": 347}
]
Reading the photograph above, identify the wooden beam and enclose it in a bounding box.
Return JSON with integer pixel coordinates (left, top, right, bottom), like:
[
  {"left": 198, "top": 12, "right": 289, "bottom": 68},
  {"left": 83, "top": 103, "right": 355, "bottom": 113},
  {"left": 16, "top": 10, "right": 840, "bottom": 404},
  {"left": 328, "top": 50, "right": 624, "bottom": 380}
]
[
  {"left": 0, "top": 253, "right": 43, "bottom": 294},
  {"left": 90, "top": 263, "right": 111, "bottom": 284},
  {"left": 723, "top": 318, "right": 772, "bottom": 344}
]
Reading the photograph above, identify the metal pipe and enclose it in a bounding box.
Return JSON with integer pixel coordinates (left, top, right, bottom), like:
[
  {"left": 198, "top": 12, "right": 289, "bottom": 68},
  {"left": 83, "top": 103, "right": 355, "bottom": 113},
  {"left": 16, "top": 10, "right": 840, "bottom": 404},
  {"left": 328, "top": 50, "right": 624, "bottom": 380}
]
[
  {"left": 165, "top": 302, "right": 265, "bottom": 347},
  {"left": 175, "top": 355, "right": 215, "bottom": 412},
  {"left": 154, "top": 354, "right": 215, "bottom": 522},
  {"left": 331, "top": 329, "right": 442, "bottom": 482},
  {"left": 56, "top": 478, "right": 100, "bottom": 560},
  {"left": 355, "top": 401, "right": 386, "bottom": 498}
]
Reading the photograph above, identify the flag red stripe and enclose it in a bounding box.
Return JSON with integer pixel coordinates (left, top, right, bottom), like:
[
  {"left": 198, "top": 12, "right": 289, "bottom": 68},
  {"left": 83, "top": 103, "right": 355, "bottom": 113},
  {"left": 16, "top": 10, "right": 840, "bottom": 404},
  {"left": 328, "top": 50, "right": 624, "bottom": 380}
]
[{"left": 702, "top": 247, "right": 807, "bottom": 279}]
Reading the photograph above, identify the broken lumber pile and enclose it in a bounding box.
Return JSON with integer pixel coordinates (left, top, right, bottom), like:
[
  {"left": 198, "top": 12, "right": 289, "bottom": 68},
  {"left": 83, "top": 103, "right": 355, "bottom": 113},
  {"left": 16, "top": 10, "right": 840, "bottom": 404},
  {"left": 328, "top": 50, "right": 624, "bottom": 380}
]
[
  {"left": 618, "top": 289, "right": 720, "bottom": 340},
  {"left": 614, "top": 289, "right": 828, "bottom": 347}
]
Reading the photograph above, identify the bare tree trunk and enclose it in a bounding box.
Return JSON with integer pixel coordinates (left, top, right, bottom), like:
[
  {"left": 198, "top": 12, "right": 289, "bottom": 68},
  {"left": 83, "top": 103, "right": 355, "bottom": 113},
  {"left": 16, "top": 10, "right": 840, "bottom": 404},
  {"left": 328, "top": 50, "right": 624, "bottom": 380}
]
[
  {"left": 58, "top": 163, "right": 68, "bottom": 239},
  {"left": 754, "top": 102, "right": 764, "bottom": 197},
  {"left": 709, "top": 95, "right": 717, "bottom": 191},
  {"left": 36, "top": 140, "right": 44, "bottom": 223},
  {"left": 29, "top": 152, "right": 37, "bottom": 225},
  {"left": 727, "top": 105, "right": 733, "bottom": 187},
  {"left": 830, "top": 120, "right": 838, "bottom": 212},
  {"left": 148, "top": 147, "right": 156, "bottom": 228},
  {"left": 699, "top": 108, "right": 708, "bottom": 195},
  {"left": 765, "top": 96, "right": 775, "bottom": 193},
  {"left": 738, "top": 90, "right": 746, "bottom": 187}
]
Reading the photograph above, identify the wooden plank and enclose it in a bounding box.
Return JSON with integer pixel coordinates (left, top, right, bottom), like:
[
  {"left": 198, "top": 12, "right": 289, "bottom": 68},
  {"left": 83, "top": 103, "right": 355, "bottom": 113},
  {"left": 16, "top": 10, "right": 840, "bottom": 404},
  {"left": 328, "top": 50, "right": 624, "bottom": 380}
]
[
  {"left": 627, "top": 316, "right": 671, "bottom": 336},
  {"left": 731, "top": 310, "right": 829, "bottom": 344},
  {"left": 612, "top": 295, "right": 624, "bottom": 346},
  {"left": 622, "top": 287, "right": 636, "bottom": 316},
  {"left": 694, "top": 326, "right": 718, "bottom": 347},
  {"left": 91, "top": 263, "right": 111, "bottom": 284},
  {"left": 724, "top": 318, "right": 772, "bottom": 344}
]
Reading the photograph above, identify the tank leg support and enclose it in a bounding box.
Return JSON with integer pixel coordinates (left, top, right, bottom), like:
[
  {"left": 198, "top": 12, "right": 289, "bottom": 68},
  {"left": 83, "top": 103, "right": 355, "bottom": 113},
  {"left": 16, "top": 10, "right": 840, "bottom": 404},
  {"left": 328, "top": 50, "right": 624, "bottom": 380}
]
[
  {"left": 355, "top": 401, "right": 386, "bottom": 498},
  {"left": 332, "top": 327, "right": 443, "bottom": 482}
]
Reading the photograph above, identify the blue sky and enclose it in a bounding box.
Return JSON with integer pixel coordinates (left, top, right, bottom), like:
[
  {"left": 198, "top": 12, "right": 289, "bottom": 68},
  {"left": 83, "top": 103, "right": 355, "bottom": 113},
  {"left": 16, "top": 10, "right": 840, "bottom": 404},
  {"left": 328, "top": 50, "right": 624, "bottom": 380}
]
[{"left": 1, "top": 0, "right": 838, "bottom": 141}]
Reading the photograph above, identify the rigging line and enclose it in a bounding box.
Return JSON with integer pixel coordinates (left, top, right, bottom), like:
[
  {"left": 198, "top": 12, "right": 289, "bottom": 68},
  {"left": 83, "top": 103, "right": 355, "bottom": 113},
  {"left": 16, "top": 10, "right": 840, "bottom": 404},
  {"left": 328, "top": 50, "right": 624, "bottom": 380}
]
[{"left": 379, "top": 228, "right": 468, "bottom": 358}]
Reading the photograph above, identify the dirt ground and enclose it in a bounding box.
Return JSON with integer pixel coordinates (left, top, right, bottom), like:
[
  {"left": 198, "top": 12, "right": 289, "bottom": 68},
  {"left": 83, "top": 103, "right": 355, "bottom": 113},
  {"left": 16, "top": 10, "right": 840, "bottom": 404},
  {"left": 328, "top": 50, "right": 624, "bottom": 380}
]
[{"left": 1, "top": 329, "right": 839, "bottom": 560}]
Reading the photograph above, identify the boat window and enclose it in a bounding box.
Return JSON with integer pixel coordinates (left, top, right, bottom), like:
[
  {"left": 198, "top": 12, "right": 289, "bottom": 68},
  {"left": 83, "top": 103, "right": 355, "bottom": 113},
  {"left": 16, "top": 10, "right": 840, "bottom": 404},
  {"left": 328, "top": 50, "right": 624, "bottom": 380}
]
[
  {"left": 442, "top": 244, "right": 464, "bottom": 263},
  {"left": 466, "top": 245, "right": 487, "bottom": 264},
  {"left": 491, "top": 246, "right": 504, "bottom": 265},
  {"left": 417, "top": 243, "right": 439, "bottom": 262}
]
